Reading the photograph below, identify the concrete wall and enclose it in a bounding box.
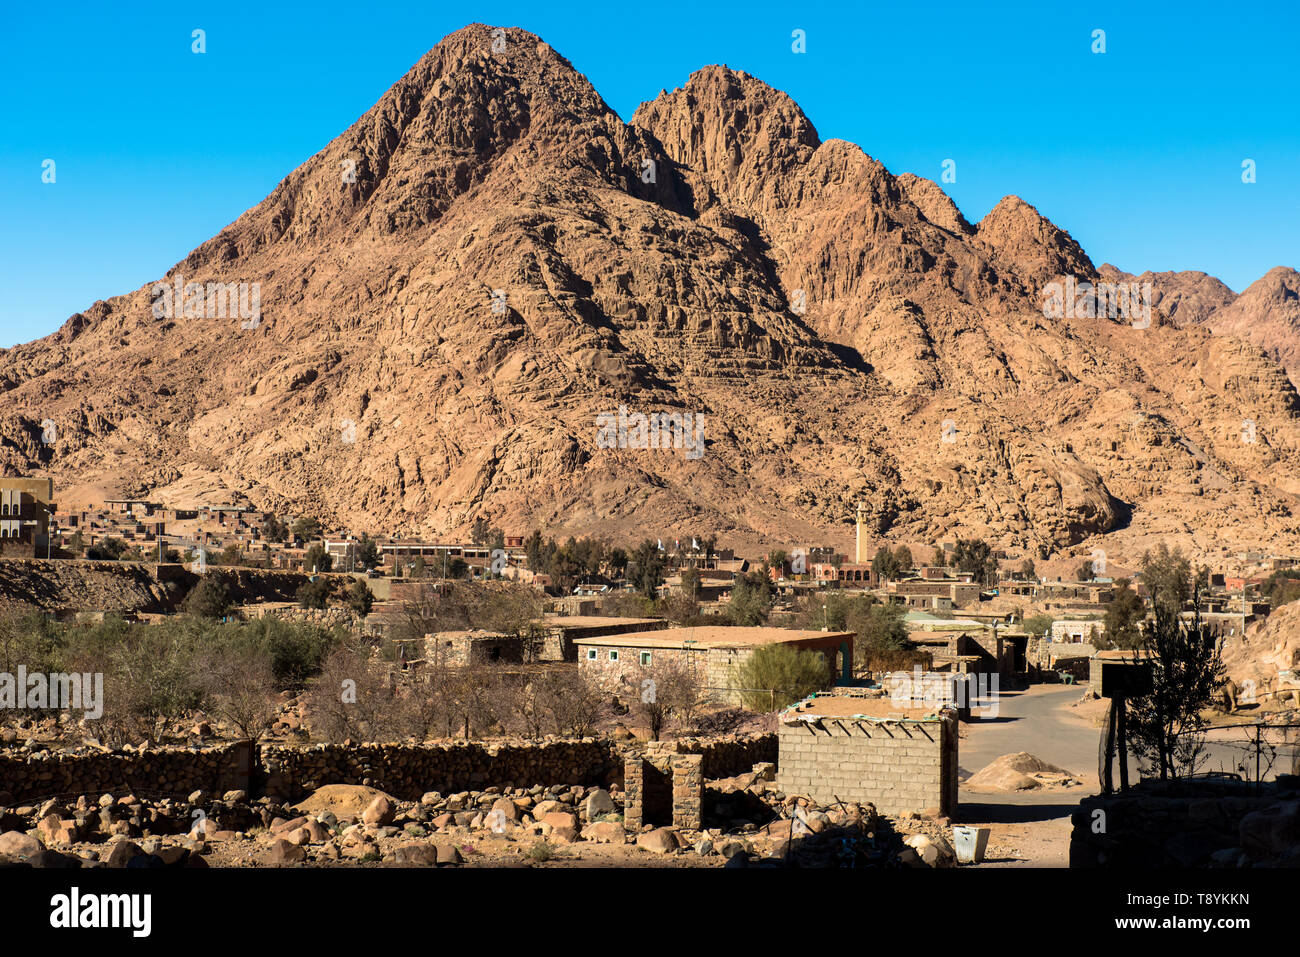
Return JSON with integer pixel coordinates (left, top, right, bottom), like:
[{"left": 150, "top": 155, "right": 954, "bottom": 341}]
[{"left": 777, "top": 712, "right": 958, "bottom": 816}]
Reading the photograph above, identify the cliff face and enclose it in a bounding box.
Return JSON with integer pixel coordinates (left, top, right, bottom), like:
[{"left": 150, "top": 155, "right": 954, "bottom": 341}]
[{"left": 1, "top": 23, "right": 1298, "bottom": 564}]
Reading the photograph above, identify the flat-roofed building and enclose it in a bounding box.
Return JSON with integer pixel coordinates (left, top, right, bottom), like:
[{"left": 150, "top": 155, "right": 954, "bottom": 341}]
[
  {"left": 574, "top": 626, "right": 854, "bottom": 706},
  {"left": 0, "top": 477, "right": 56, "bottom": 554},
  {"left": 777, "top": 690, "right": 959, "bottom": 816}
]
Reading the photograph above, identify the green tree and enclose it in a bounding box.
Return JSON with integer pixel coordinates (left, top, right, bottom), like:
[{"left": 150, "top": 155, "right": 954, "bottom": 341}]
[
  {"left": 953, "top": 538, "right": 998, "bottom": 587},
  {"left": 263, "top": 514, "right": 289, "bottom": 544},
  {"left": 872, "top": 547, "right": 902, "bottom": 583},
  {"left": 1021, "top": 613, "right": 1054, "bottom": 636},
  {"left": 679, "top": 565, "right": 702, "bottom": 600},
  {"left": 183, "top": 577, "right": 232, "bottom": 619},
  {"left": 630, "top": 540, "right": 666, "bottom": 599},
  {"left": 728, "top": 571, "right": 772, "bottom": 626},
  {"left": 304, "top": 543, "right": 332, "bottom": 573},
  {"left": 893, "top": 546, "right": 913, "bottom": 573},
  {"left": 296, "top": 579, "right": 331, "bottom": 609},
  {"left": 292, "top": 516, "right": 323, "bottom": 541},
  {"left": 1140, "top": 543, "right": 1205, "bottom": 616},
  {"left": 346, "top": 579, "right": 374, "bottom": 615},
  {"left": 356, "top": 534, "right": 380, "bottom": 569},
  {"left": 859, "top": 602, "right": 908, "bottom": 657},
  {"left": 734, "top": 644, "right": 832, "bottom": 711},
  {"left": 87, "top": 537, "right": 128, "bottom": 561},
  {"left": 1260, "top": 570, "right": 1300, "bottom": 609},
  {"left": 470, "top": 516, "right": 504, "bottom": 548},
  {"left": 1127, "top": 589, "right": 1225, "bottom": 780},
  {"left": 1100, "top": 578, "right": 1144, "bottom": 650},
  {"left": 524, "top": 530, "right": 545, "bottom": 570}
]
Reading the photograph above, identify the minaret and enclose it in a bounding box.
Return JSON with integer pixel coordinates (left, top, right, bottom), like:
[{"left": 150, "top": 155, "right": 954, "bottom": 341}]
[{"left": 855, "top": 502, "right": 866, "bottom": 565}]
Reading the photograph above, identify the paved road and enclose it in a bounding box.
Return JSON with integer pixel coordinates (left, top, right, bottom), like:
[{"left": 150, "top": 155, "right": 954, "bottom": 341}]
[
  {"left": 959, "top": 685, "right": 1108, "bottom": 793},
  {"left": 953, "top": 685, "right": 1106, "bottom": 866}
]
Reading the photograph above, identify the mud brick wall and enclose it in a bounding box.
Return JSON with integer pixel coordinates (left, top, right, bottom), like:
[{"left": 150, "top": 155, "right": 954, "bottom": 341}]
[
  {"left": 777, "top": 713, "right": 958, "bottom": 816},
  {"left": 0, "top": 742, "right": 253, "bottom": 803}
]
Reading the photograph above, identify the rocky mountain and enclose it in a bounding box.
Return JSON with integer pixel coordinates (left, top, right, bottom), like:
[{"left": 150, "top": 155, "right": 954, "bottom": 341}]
[
  {"left": 1098, "top": 265, "right": 1237, "bottom": 328},
  {"left": 1203, "top": 267, "right": 1300, "bottom": 389},
  {"left": 1101, "top": 264, "right": 1300, "bottom": 391},
  {"left": 2, "top": 23, "right": 1299, "bottom": 567}
]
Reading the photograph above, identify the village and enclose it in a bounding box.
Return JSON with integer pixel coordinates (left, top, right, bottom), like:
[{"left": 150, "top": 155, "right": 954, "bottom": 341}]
[{"left": 1, "top": 475, "right": 1298, "bottom": 870}]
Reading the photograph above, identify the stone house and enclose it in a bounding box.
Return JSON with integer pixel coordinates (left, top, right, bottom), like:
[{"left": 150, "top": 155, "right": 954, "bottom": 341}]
[{"left": 573, "top": 626, "right": 855, "bottom": 706}]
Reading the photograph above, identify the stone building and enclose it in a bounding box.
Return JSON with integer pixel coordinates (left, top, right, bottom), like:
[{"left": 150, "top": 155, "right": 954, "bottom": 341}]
[
  {"left": 424, "top": 629, "right": 524, "bottom": 666},
  {"left": 573, "top": 626, "right": 854, "bottom": 706},
  {"left": 777, "top": 691, "right": 959, "bottom": 817}
]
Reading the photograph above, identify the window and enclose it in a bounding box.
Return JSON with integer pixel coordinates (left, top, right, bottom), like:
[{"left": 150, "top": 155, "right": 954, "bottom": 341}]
[
  {"left": 639, "top": 651, "right": 652, "bottom": 666},
  {"left": 609, "top": 650, "right": 619, "bottom": 662},
  {"left": 586, "top": 649, "right": 597, "bottom": 661}
]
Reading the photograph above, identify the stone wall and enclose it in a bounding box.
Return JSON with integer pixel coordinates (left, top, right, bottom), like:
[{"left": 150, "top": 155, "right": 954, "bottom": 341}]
[
  {"left": 245, "top": 605, "right": 360, "bottom": 629},
  {"left": 659, "top": 732, "right": 777, "bottom": 779},
  {"left": 0, "top": 731, "right": 777, "bottom": 806},
  {"left": 624, "top": 742, "right": 703, "bottom": 831},
  {"left": 1070, "top": 779, "right": 1300, "bottom": 867},
  {"left": 0, "top": 742, "right": 253, "bottom": 803},
  {"left": 259, "top": 739, "right": 620, "bottom": 802},
  {"left": 777, "top": 712, "right": 958, "bottom": 816}
]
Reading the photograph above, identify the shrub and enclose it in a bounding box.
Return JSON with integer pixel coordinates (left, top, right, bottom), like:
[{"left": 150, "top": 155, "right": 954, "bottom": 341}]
[
  {"left": 183, "top": 577, "right": 233, "bottom": 619},
  {"left": 297, "top": 578, "right": 331, "bottom": 609},
  {"left": 734, "top": 644, "right": 830, "bottom": 712}
]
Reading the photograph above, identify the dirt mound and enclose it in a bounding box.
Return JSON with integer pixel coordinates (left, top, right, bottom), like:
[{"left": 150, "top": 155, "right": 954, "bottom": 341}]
[
  {"left": 966, "top": 752, "right": 1079, "bottom": 792},
  {"left": 0, "top": 558, "right": 172, "bottom": 615}
]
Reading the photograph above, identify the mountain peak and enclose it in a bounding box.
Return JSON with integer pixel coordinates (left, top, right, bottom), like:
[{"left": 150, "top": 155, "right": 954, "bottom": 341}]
[{"left": 976, "top": 195, "right": 1095, "bottom": 287}]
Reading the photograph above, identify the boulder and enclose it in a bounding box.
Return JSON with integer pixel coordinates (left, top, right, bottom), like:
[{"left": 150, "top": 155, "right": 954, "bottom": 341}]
[
  {"left": 267, "top": 838, "right": 307, "bottom": 865},
  {"left": 293, "top": 784, "right": 396, "bottom": 821},
  {"left": 0, "top": 831, "right": 42, "bottom": 860},
  {"left": 362, "top": 796, "right": 396, "bottom": 827},
  {"left": 637, "top": 828, "right": 679, "bottom": 854},
  {"left": 582, "top": 821, "right": 626, "bottom": 844},
  {"left": 432, "top": 842, "right": 463, "bottom": 865},
  {"left": 540, "top": 810, "right": 579, "bottom": 831},
  {"left": 104, "top": 840, "right": 145, "bottom": 868},
  {"left": 1240, "top": 800, "right": 1300, "bottom": 863},
  {"left": 583, "top": 789, "right": 616, "bottom": 821},
  {"left": 392, "top": 843, "right": 439, "bottom": 865}
]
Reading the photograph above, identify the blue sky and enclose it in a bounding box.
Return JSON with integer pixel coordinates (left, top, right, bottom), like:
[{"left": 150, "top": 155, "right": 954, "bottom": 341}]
[{"left": 3, "top": 0, "right": 1297, "bottom": 348}]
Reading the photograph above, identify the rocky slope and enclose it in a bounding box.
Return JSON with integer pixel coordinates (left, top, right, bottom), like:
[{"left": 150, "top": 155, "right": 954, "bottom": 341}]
[{"left": 1, "top": 23, "right": 1298, "bottom": 566}]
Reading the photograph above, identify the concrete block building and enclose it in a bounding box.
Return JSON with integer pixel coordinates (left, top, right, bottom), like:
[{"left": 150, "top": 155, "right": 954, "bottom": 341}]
[{"left": 777, "top": 692, "right": 959, "bottom": 816}]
